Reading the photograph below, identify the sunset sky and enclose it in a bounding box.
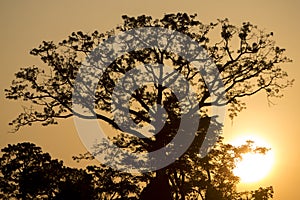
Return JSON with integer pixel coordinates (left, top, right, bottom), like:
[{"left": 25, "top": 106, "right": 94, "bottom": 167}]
[{"left": 0, "top": 1, "right": 299, "bottom": 199}]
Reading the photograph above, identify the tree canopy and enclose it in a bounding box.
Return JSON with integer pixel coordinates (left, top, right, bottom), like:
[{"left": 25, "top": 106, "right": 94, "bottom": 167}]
[{"left": 5, "top": 13, "right": 292, "bottom": 131}]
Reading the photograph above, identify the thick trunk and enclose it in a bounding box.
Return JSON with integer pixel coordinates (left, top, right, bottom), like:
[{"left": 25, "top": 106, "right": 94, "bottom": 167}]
[
  {"left": 140, "top": 169, "right": 172, "bottom": 200},
  {"left": 139, "top": 116, "right": 213, "bottom": 200}
]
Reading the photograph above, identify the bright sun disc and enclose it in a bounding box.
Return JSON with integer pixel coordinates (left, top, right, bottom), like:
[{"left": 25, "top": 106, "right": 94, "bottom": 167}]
[{"left": 231, "top": 135, "right": 275, "bottom": 183}]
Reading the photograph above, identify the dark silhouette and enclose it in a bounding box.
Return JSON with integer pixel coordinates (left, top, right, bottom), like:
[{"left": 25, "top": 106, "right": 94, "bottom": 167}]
[
  {"left": 4, "top": 13, "right": 292, "bottom": 199},
  {"left": 0, "top": 143, "right": 141, "bottom": 199},
  {"left": 0, "top": 141, "right": 274, "bottom": 199}
]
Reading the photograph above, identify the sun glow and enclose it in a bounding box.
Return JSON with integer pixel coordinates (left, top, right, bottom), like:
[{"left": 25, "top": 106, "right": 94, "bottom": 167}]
[{"left": 231, "top": 135, "right": 275, "bottom": 183}]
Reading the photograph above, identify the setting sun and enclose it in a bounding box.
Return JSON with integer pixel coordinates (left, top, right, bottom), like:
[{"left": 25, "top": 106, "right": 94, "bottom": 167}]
[{"left": 231, "top": 135, "right": 275, "bottom": 183}]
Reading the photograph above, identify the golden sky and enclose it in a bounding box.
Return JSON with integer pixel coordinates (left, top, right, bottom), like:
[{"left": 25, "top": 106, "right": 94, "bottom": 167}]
[{"left": 0, "top": 1, "right": 299, "bottom": 199}]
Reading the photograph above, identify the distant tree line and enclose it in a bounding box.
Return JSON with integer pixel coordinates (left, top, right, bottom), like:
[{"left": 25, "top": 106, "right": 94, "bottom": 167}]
[{"left": 0, "top": 139, "right": 274, "bottom": 200}]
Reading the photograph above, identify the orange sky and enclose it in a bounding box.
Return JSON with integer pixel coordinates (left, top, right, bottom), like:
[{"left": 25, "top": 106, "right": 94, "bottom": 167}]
[{"left": 0, "top": 1, "right": 299, "bottom": 199}]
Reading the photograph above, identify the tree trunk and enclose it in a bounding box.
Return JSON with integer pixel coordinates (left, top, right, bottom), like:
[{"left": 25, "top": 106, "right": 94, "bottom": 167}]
[{"left": 140, "top": 169, "right": 172, "bottom": 200}]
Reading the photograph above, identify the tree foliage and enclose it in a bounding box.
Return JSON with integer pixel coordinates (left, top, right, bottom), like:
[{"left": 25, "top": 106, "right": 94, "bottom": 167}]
[{"left": 5, "top": 13, "right": 292, "bottom": 131}]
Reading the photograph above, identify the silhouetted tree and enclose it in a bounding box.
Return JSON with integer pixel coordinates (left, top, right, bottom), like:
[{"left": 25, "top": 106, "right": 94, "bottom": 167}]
[
  {"left": 0, "top": 143, "right": 63, "bottom": 199},
  {"left": 0, "top": 143, "right": 141, "bottom": 200},
  {"left": 5, "top": 13, "right": 292, "bottom": 199}
]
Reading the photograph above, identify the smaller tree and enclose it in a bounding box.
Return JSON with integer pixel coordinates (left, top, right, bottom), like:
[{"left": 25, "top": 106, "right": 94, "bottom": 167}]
[
  {"left": 0, "top": 142, "right": 145, "bottom": 200},
  {"left": 0, "top": 142, "right": 63, "bottom": 199},
  {"left": 0, "top": 143, "right": 96, "bottom": 200}
]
